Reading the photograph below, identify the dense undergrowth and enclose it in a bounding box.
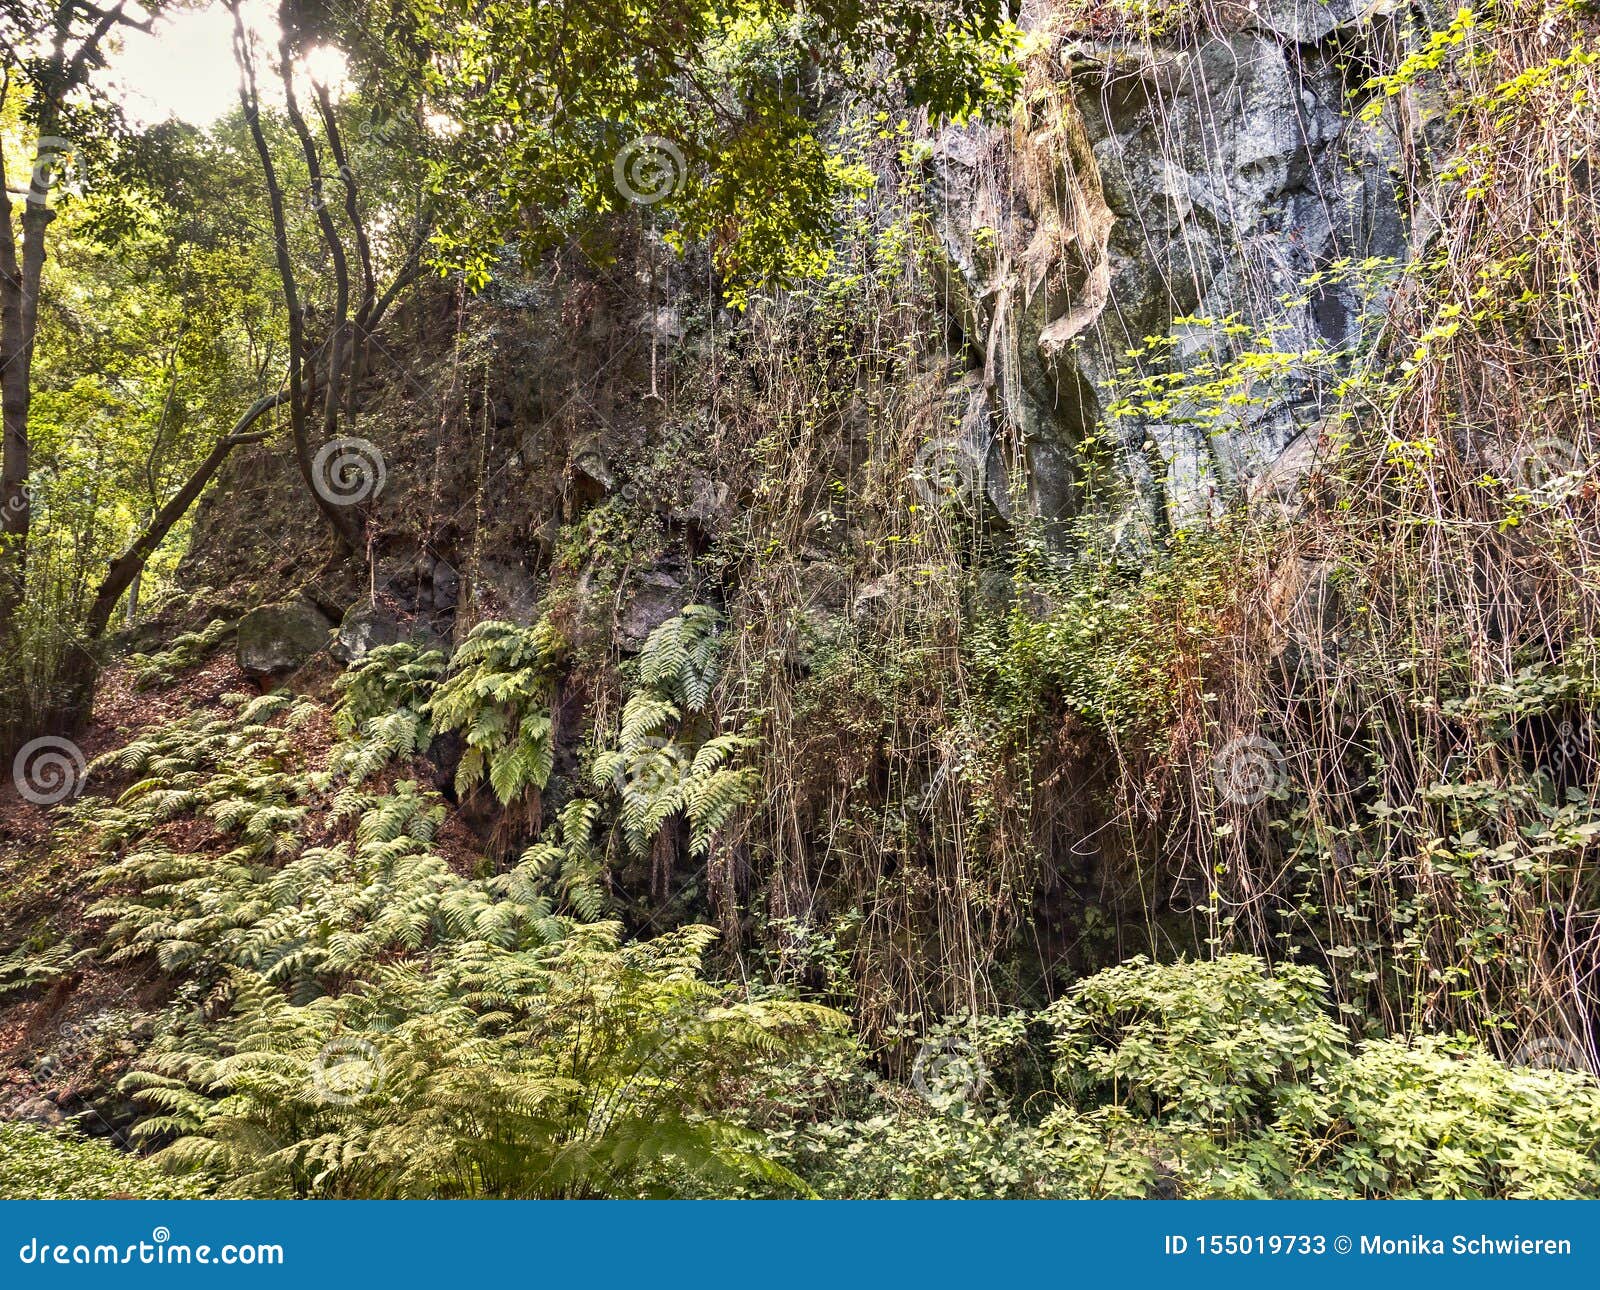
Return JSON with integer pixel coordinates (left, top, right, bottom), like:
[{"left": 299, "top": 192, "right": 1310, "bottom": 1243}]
[
  {"left": 2, "top": 604, "right": 1597, "bottom": 1198},
  {"left": 4, "top": 0, "right": 1600, "bottom": 1200}
]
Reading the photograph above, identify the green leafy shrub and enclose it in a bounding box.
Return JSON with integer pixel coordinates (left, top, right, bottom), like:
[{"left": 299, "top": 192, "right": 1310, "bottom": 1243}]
[
  {"left": 785, "top": 1104, "right": 1163, "bottom": 1199},
  {"left": 0, "top": 1124, "right": 208, "bottom": 1199},
  {"left": 1279, "top": 1036, "right": 1600, "bottom": 1199},
  {"left": 1039, "top": 956, "right": 1600, "bottom": 1198},
  {"left": 774, "top": 956, "right": 1600, "bottom": 1199},
  {"left": 1045, "top": 955, "right": 1346, "bottom": 1131}
]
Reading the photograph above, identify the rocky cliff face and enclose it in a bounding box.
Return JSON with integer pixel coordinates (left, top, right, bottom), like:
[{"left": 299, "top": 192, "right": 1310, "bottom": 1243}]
[
  {"left": 186, "top": 0, "right": 1418, "bottom": 635},
  {"left": 928, "top": 0, "right": 1412, "bottom": 539},
  {"left": 159, "top": 0, "right": 1428, "bottom": 1017}
]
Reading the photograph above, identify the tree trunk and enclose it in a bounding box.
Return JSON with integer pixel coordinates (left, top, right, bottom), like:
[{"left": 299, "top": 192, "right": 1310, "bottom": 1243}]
[
  {"left": 0, "top": 169, "right": 59, "bottom": 651},
  {"left": 83, "top": 392, "right": 286, "bottom": 642}
]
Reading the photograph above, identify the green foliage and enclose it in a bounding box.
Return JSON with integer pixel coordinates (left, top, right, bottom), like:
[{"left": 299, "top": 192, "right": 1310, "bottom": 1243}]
[
  {"left": 519, "top": 797, "right": 609, "bottom": 922},
  {"left": 334, "top": 642, "right": 447, "bottom": 738},
  {"left": 47, "top": 680, "right": 1600, "bottom": 1201},
  {"left": 967, "top": 525, "right": 1242, "bottom": 745},
  {"left": 49, "top": 638, "right": 833, "bottom": 1199},
  {"left": 0, "top": 1123, "right": 208, "bottom": 1200},
  {"left": 1052, "top": 0, "right": 1200, "bottom": 38},
  {"left": 124, "top": 924, "right": 843, "bottom": 1198},
  {"left": 90, "top": 779, "right": 567, "bottom": 989},
  {"left": 1360, "top": 6, "right": 1484, "bottom": 121},
  {"left": 1102, "top": 314, "right": 1337, "bottom": 428},
  {"left": 14, "top": 0, "right": 1600, "bottom": 1205},
  {"left": 124, "top": 618, "right": 236, "bottom": 689},
  {"left": 84, "top": 692, "right": 318, "bottom": 860},
  {"left": 1041, "top": 957, "right": 1600, "bottom": 1198},
  {"left": 775, "top": 956, "right": 1600, "bottom": 1198},
  {"left": 0, "top": 941, "right": 93, "bottom": 1000},
  {"left": 427, "top": 620, "right": 564, "bottom": 806},
  {"left": 419, "top": 0, "right": 1021, "bottom": 295},
  {"left": 1280, "top": 1036, "right": 1600, "bottom": 1199},
  {"left": 1045, "top": 955, "right": 1347, "bottom": 1131},
  {"left": 3, "top": 96, "right": 292, "bottom": 654},
  {"left": 590, "top": 605, "right": 758, "bottom": 859},
  {"left": 86, "top": 691, "right": 574, "bottom": 986},
  {"left": 786, "top": 1103, "right": 1161, "bottom": 1199},
  {"left": 635, "top": 603, "right": 725, "bottom": 711},
  {"left": 75, "top": 669, "right": 580, "bottom": 997},
  {"left": 63, "top": 640, "right": 835, "bottom": 1199},
  {"left": 329, "top": 643, "right": 447, "bottom": 784}
]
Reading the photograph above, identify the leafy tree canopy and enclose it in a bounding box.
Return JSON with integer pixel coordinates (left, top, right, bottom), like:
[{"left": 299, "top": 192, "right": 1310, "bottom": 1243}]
[{"left": 405, "top": 0, "right": 1022, "bottom": 293}]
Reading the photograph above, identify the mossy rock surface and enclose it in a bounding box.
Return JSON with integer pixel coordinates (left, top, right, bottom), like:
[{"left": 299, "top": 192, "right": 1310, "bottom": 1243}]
[{"left": 236, "top": 599, "right": 335, "bottom": 676}]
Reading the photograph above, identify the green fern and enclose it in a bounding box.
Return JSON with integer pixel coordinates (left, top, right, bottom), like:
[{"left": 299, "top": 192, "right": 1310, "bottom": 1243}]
[
  {"left": 122, "top": 926, "right": 844, "bottom": 1198},
  {"left": 427, "top": 620, "right": 564, "bottom": 806},
  {"left": 328, "top": 644, "right": 447, "bottom": 784},
  {"left": 519, "top": 798, "right": 609, "bottom": 921},
  {"left": 637, "top": 603, "right": 725, "bottom": 710},
  {"left": 76, "top": 610, "right": 784, "bottom": 1201},
  {"left": 590, "top": 606, "right": 758, "bottom": 860},
  {"left": 124, "top": 618, "right": 237, "bottom": 690},
  {"left": 90, "top": 779, "right": 563, "bottom": 992}
]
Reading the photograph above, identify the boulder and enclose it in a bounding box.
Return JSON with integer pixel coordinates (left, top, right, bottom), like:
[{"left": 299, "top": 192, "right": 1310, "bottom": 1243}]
[
  {"left": 331, "top": 601, "right": 451, "bottom": 664},
  {"left": 237, "top": 598, "right": 335, "bottom": 677},
  {"left": 12, "top": 1095, "right": 64, "bottom": 1127},
  {"left": 618, "top": 566, "right": 691, "bottom": 649},
  {"left": 464, "top": 558, "right": 541, "bottom": 625},
  {"left": 671, "top": 472, "right": 734, "bottom": 531}
]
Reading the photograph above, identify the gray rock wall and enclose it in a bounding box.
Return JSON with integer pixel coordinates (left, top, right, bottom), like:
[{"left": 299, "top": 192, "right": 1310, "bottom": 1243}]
[{"left": 928, "top": 0, "right": 1413, "bottom": 537}]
